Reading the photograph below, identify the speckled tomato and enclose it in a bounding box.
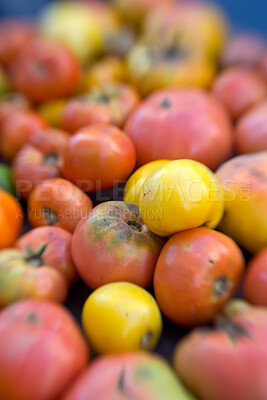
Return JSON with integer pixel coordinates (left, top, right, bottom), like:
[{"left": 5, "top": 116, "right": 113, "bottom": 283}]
[
  {"left": 63, "top": 124, "right": 136, "bottom": 192},
  {"left": 0, "top": 300, "right": 89, "bottom": 400},
  {"left": 154, "top": 227, "right": 245, "bottom": 326},
  {"left": 124, "top": 88, "right": 233, "bottom": 170},
  {"left": 15, "top": 226, "right": 77, "bottom": 286},
  {"left": 244, "top": 248, "right": 267, "bottom": 306},
  {"left": 72, "top": 201, "right": 164, "bottom": 289},
  {"left": 61, "top": 82, "right": 140, "bottom": 133},
  {"left": 28, "top": 178, "right": 93, "bottom": 233}
]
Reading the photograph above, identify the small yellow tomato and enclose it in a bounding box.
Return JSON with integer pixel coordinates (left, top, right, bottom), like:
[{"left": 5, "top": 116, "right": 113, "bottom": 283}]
[
  {"left": 82, "top": 282, "right": 162, "bottom": 355},
  {"left": 124, "top": 159, "right": 170, "bottom": 204},
  {"left": 38, "top": 98, "right": 67, "bottom": 128},
  {"left": 139, "top": 159, "right": 224, "bottom": 237}
]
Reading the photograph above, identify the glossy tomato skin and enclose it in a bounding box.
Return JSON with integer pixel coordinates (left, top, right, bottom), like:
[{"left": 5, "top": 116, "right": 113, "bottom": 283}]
[
  {"left": 173, "top": 300, "right": 267, "bottom": 400},
  {"left": 61, "top": 82, "right": 140, "bottom": 133},
  {"left": 0, "top": 249, "right": 68, "bottom": 307},
  {"left": 235, "top": 101, "right": 267, "bottom": 154},
  {"left": 0, "top": 189, "right": 23, "bottom": 250},
  {"left": 124, "top": 88, "right": 233, "bottom": 170},
  {"left": 62, "top": 352, "right": 195, "bottom": 400},
  {"left": 13, "top": 145, "right": 63, "bottom": 199},
  {"left": 244, "top": 248, "right": 267, "bottom": 306},
  {"left": 72, "top": 201, "right": 164, "bottom": 289},
  {"left": 212, "top": 67, "right": 267, "bottom": 120},
  {"left": 28, "top": 178, "right": 93, "bottom": 233},
  {"left": 63, "top": 124, "right": 136, "bottom": 192},
  {"left": 0, "top": 110, "right": 47, "bottom": 162},
  {"left": 0, "top": 300, "right": 89, "bottom": 400},
  {"left": 15, "top": 226, "right": 77, "bottom": 286},
  {"left": 0, "top": 19, "right": 37, "bottom": 65},
  {"left": 154, "top": 227, "right": 245, "bottom": 326},
  {"left": 10, "top": 38, "right": 81, "bottom": 102}
]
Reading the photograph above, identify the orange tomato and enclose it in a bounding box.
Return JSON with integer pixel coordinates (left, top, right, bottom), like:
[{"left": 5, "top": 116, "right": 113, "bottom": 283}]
[
  {"left": 0, "top": 188, "right": 23, "bottom": 249},
  {"left": 153, "top": 227, "right": 245, "bottom": 326}
]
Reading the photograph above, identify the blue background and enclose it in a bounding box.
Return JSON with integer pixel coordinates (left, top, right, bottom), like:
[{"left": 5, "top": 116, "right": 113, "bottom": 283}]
[{"left": 0, "top": 0, "right": 264, "bottom": 36}]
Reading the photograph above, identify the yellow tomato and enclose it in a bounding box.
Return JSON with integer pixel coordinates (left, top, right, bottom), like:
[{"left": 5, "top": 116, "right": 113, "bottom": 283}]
[
  {"left": 38, "top": 98, "right": 67, "bottom": 128},
  {"left": 139, "top": 159, "right": 224, "bottom": 237},
  {"left": 82, "top": 282, "right": 162, "bottom": 355},
  {"left": 124, "top": 159, "right": 170, "bottom": 204}
]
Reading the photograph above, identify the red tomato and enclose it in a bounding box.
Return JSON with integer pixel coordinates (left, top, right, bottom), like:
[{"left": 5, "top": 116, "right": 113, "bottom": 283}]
[
  {"left": 212, "top": 67, "right": 267, "bottom": 120},
  {"left": 0, "top": 300, "right": 89, "bottom": 400},
  {"left": 61, "top": 82, "right": 140, "bottom": 133},
  {"left": 71, "top": 201, "right": 164, "bottom": 289},
  {"left": 0, "top": 110, "right": 47, "bottom": 161},
  {"left": 154, "top": 227, "right": 245, "bottom": 326},
  {"left": 63, "top": 124, "right": 136, "bottom": 192},
  {"left": 124, "top": 88, "right": 233, "bottom": 170},
  {"left": 244, "top": 248, "right": 267, "bottom": 306},
  {"left": 10, "top": 38, "right": 81, "bottom": 102},
  {"left": 0, "top": 19, "right": 37, "bottom": 65},
  {"left": 28, "top": 178, "right": 93, "bottom": 233}
]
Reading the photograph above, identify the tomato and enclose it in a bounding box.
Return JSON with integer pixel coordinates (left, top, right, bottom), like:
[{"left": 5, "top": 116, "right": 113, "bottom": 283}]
[
  {"left": 0, "top": 249, "right": 68, "bottom": 307},
  {"left": 10, "top": 38, "right": 81, "bottom": 102},
  {"left": 212, "top": 67, "right": 267, "bottom": 119},
  {"left": 61, "top": 82, "right": 140, "bottom": 133},
  {"left": 0, "top": 110, "right": 47, "bottom": 162},
  {"left": 0, "top": 94, "right": 29, "bottom": 130},
  {"left": 127, "top": 43, "right": 216, "bottom": 96},
  {"left": 244, "top": 248, "right": 267, "bottom": 306},
  {"left": 15, "top": 226, "right": 77, "bottom": 286},
  {"left": 14, "top": 145, "right": 63, "bottom": 199},
  {"left": 28, "top": 178, "right": 93, "bottom": 233},
  {"left": 0, "top": 164, "right": 15, "bottom": 195},
  {"left": 63, "top": 124, "right": 136, "bottom": 192},
  {"left": 0, "top": 300, "right": 89, "bottom": 400},
  {"left": 173, "top": 300, "right": 267, "bottom": 400},
  {"left": 72, "top": 201, "right": 164, "bottom": 289},
  {"left": 62, "top": 352, "right": 196, "bottom": 400},
  {"left": 124, "top": 88, "right": 233, "bottom": 170},
  {"left": 82, "top": 282, "right": 162, "bottom": 354},
  {"left": 139, "top": 159, "right": 224, "bottom": 237},
  {"left": 261, "top": 51, "right": 267, "bottom": 81},
  {"left": 28, "top": 127, "right": 70, "bottom": 156},
  {"left": 220, "top": 33, "right": 266, "bottom": 68},
  {"left": 0, "top": 19, "right": 37, "bottom": 65},
  {"left": 154, "top": 227, "right": 244, "bottom": 326},
  {"left": 216, "top": 152, "right": 267, "bottom": 253},
  {"left": 235, "top": 101, "right": 267, "bottom": 154},
  {"left": 124, "top": 159, "right": 170, "bottom": 204},
  {"left": 0, "top": 188, "right": 23, "bottom": 250}
]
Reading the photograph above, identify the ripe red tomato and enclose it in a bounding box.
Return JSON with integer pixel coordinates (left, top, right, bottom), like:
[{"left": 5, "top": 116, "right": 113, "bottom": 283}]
[
  {"left": 154, "top": 227, "right": 245, "bottom": 326},
  {"left": 63, "top": 124, "right": 136, "bottom": 192},
  {"left": 244, "top": 248, "right": 267, "bottom": 306},
  {"left": 28, "top": 178, "right": 93, "bottom": 233},
  {"left": 10, "top": 38, "right": 81, "bottom": 102},
  {"left": 0, "top": 300, "right": 89, "bottom": 400},
  {"left": 0, "top": 110, "right": 47, "bottom": 161},
  {"left": 124, "top": 88, "right": 233, "bottom": 170}
]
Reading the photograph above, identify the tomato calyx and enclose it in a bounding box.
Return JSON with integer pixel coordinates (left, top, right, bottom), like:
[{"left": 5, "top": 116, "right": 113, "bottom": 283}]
[
  {"left": 215, "top": 316, "right": 251, "bottom": 341},
  {"left": 42, "top": 208, "right": 59, "bottom": 226},
  {"left": 26, "top": 312, "right": 40, "bottom": 324},
  {"left": 140, "top": 330, "right": 154, "bottom": 349},
  {"left": 213, "top": 274, "right": 231, "bottom": 297},
  {"left": 160, "top": 98, "right": 172, "bottom": 108},
  {"left": 24, "top": 243, "right": 48, "bottom": 267},
  {"left": 127, "top": 220, "right": 143, "bottom": 232},
  {"left": 43, "top": 152, "right": 59, "bottom": 167}
]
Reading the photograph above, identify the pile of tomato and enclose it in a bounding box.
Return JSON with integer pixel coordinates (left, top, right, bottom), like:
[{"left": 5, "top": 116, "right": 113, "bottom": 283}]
[{"left": 1, "top": 1, "right": 267, "bottom": 399}]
